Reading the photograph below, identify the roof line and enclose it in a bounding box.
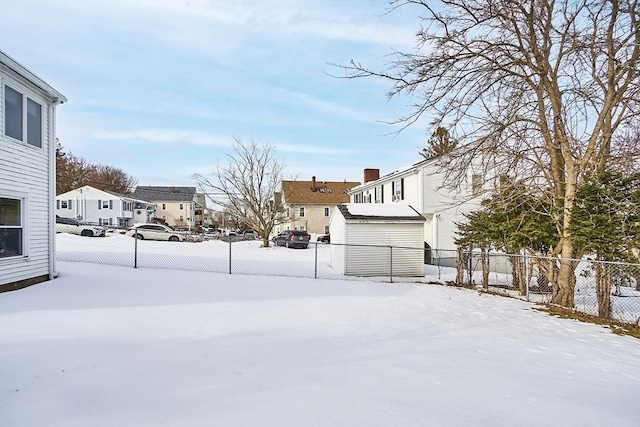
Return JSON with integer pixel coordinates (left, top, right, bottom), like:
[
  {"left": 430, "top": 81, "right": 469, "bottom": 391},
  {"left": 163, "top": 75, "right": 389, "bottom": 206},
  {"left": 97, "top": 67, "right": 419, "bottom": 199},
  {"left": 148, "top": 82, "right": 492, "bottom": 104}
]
[{"left": 0, "top": 50, "right": 67, "bottom": 104}]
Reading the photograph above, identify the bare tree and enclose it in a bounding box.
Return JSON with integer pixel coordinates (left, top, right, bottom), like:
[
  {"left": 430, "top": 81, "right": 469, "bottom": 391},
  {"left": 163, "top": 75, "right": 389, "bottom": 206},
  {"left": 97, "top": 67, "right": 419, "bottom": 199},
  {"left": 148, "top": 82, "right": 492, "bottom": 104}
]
[
  {"left": 194, "top": 139, "right": 285, "bottom": 247},
  {"left": 335, "top": 0, "right": 640, "bottom": 308},
  {"left": 56, "top": 141, "right": 137, "bottom": 195}
]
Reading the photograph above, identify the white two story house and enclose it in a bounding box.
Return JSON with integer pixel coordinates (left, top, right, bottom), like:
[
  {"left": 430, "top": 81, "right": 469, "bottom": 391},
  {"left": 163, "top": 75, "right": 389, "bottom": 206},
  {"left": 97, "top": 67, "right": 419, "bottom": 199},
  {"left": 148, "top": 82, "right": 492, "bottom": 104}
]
[
  {"left": 1, "top": 51, "right": 66, "bottom": 290},
  {"left": 56, "top": 185, "right": 156, "bottom": 227},
  {"left": 349, "top": 160, "right": 488, "bottom": 252}
]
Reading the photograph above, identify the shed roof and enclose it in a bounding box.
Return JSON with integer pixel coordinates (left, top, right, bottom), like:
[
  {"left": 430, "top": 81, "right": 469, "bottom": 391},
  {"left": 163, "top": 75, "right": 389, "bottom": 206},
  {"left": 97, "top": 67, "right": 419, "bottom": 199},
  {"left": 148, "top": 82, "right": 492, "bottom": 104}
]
[
  {"left": 282, "top": 180, "right": 360, "bottom": 204},
  {"left": 133, "top": 186, "right": 197, "bottom": 202},
  {"left": 337, "top": 203, "right": 425, "bottom": 221}
]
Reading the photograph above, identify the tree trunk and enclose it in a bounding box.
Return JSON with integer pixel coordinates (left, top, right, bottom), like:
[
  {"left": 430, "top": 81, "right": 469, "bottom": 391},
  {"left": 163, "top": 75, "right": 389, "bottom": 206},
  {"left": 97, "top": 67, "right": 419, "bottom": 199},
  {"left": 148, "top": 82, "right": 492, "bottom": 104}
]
[
  {"left": 456, "top": 247, "right": 465, "bottom": 285},
  {"left": 553, "top": 241, "right": 576, "bottom": 307},
  {"left": 516, "top": 255, "right": 527, "bottom": 296},
  {"left": 481, "top": 247, "right": 489, "bottom": 289},
  {"left": 510, "top": 256, "right": 520, "bottom": 290},
  {"left": 595, "top": 261, "right": 612, "bottom": 319}
]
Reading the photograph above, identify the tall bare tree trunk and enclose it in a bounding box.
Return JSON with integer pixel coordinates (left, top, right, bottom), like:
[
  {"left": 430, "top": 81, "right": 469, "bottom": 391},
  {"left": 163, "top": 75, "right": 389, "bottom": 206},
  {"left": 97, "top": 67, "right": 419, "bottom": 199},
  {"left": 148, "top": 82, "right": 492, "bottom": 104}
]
[{"left": 595, "top": 261, "right": 612, "bottom": 319}]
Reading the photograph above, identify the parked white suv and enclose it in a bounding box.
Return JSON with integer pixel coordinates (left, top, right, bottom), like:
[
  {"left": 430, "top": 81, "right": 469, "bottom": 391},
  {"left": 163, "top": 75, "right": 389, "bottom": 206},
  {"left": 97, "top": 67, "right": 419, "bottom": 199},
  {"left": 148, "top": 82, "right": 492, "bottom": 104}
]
[
  {"left": 55, "top": 217, "right": 106, "bottom": 237},
  {"left": 125, "top": 223, "right": 184, "bottom": 242}
]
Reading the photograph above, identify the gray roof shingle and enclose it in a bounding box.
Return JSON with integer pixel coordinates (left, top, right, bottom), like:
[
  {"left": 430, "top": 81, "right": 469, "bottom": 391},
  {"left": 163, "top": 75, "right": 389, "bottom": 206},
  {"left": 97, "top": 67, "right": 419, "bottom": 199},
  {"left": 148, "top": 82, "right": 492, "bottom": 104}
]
[{"left": 132, "top": 186, "right": 197, "bottom": 202}]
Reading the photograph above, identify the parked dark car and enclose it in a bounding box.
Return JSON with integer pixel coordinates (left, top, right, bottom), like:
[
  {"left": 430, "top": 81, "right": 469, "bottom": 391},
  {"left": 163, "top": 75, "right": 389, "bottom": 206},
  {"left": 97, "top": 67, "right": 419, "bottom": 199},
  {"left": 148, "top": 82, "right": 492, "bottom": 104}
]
[
  {"left": 273, "top": 230, "right": 310, "bottom": 249},
  {"left": 317, "top": 234, "right": 330, "bottom": 243}
]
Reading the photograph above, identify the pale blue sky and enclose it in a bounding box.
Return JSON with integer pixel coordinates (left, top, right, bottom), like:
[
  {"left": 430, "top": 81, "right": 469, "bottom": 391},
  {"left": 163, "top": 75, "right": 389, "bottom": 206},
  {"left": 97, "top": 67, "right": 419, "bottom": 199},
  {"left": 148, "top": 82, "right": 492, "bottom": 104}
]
[{"left": 1, "top": 0, "right": 433, "bottom": 186}]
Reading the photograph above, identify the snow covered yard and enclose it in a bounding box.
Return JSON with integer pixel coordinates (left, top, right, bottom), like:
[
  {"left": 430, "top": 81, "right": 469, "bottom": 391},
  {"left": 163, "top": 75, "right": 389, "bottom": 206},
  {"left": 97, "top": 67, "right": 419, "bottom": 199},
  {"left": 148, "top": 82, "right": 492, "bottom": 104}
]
[{"left": 1, "top": 262, "right": 639, "bottom": 427}]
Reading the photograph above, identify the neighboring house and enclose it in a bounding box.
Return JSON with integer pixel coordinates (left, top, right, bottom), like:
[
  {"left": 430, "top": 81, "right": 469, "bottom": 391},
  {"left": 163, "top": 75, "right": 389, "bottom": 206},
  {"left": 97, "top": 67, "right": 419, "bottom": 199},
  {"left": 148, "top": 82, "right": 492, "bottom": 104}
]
[
  {"left": 0, "top": 51, "right": 66, "bottom": 290},
  {"left": 132, "top": 186, "right": 206, "bottom": 229},
  {"left": 56, "top": 185, "right": 156, "bottom": 227},
  {"left": 330, "top": 203, "right": 426, "bottom": 277},
  {"left": 349, "top": 160, "right": 488, "bottom": 251},
  {"left": 278, "top": 177, "right": 361, "bottom": 235}
]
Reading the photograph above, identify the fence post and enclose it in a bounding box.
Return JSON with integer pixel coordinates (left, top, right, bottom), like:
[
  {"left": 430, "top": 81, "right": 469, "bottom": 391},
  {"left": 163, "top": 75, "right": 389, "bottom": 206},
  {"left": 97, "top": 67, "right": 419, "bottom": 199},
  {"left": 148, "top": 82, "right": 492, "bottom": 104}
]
[
  {"left": 314, "top": 242, "right": 318, "bottom": 279},
  {"left": 134, "top": 229, "right": 138, "bottom": 268},
  {"left": 390, "top": 246, "right": 393, "bottom": 283},
  {"left": 228, "top": 238, "right": 232, "bottom": 274}
]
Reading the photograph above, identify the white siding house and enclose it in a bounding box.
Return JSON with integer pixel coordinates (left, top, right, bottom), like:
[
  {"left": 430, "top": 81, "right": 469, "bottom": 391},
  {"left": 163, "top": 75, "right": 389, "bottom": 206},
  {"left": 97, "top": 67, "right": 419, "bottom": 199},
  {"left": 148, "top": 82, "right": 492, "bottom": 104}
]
[
  {"left": 0, "top": 51, "right": 66, "bottom": 290},
  {"left": 56, "top": 185, "right": 156, "bottom": 227},
  {"left": 330, "top": 204, "right": 426, "bottom": 277},
  {"left": 350, "top": 158, "right": 487, "bottom": 252}
]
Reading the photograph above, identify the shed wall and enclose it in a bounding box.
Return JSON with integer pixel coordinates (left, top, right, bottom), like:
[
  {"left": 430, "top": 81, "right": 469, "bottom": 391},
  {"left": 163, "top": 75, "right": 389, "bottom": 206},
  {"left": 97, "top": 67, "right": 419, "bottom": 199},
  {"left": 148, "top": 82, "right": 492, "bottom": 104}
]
[{"left": 344, "top": 222, "right": 425, "bottom": 277}]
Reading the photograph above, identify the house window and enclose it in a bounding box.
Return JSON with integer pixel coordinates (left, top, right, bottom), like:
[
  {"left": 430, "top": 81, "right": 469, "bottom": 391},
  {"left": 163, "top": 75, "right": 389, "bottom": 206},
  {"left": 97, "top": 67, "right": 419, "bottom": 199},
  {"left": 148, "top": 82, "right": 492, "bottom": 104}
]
[
  {"left": 4, "top": 84, "right": 42, "bottom": 148},
  {"left": 299, "top": 207, "right": 305, "bottom": 217},
  {"left": 375, "top": 186, "right": 382, "bottom": 203},
  {"left": 472, "top": 174, "right": 483, "bottom": 197},
  {"left": 61, "top": 200, "right": 68, "bottom": 209},
  {"left": 180, "top": 215, "right": 184, "bottom": 222},
  {"left": 324, "top": 225, "right": 329, "bottom": 234},
  {"left": 162, "top": 203, "right": 166, "bottom": 210},
  {"left": 162, "top": 215, "right": 167, "bottom": 221},
  {"left": 286, "top": 208, "right": 290, "bottom": 218},
  {"left": 180, "top": 203, "right": 184, "bottom": 210},
  {"left": 102, "top": 200, "right": 109, "bottom": 209},
  {"left": 299, "top": 225, "right": 305, "bottom": 231},
  {"left": 324, "top": 207, "right": 330, "bottom": 217},
  {"left": 0, "top": 197, "right": 23, "bottom": 258},
  {"left": 392, "top": 179, "right": 404, "bottom": 201}
]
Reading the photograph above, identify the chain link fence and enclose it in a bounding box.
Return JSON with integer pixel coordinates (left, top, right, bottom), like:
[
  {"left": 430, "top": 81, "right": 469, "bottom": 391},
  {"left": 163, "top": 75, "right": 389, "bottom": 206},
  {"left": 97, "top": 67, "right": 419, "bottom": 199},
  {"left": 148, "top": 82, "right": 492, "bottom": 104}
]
[{"left": 55, "top": 231, "right": 640, "bottom": 326}]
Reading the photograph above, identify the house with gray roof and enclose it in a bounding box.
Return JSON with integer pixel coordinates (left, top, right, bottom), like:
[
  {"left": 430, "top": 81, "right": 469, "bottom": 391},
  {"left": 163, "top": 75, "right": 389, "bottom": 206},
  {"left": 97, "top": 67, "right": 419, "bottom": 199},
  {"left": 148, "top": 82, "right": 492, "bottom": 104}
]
[{"left": 132, "top": 186, "right": 206, "bottom": 229}]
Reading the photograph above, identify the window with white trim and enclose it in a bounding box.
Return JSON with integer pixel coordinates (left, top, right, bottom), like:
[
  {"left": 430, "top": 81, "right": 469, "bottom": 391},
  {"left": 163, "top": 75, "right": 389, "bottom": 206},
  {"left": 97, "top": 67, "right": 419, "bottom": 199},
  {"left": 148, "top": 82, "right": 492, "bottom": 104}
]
[
  {"left": 4, "top": 84, "right": 42, "bottom": 148},
  {"left": 61, "top": 200, "right": 68, "bottom": 209},
  {"left": 472, "top": 174, "right": 483, "bottom": 197},
  {"left": 0, "top": 197, "right": 23, "bottom": 258},
  {"left": 180, "top": 203, "right": 184, "bottom": 210},
  {"left": 102, "top": 200, "right": 109, "bottom": 209},
  {"left": 299, "top": 207, "right": 305, "bottom": 217},
  {"left": 162, "top": 203, "right": 166, "bottom": 210},
  {"left": 324, "top": 207, "right": 330, "bottom": 217},
  {"left": 324, "top": 225, "right": 329, "bottom": 234}
]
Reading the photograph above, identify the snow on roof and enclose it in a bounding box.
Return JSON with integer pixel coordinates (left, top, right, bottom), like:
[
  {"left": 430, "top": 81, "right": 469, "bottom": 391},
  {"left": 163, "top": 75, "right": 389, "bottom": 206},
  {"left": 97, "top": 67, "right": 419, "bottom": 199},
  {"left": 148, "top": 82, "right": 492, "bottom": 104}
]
[{"left": 338, "top": 203, "right": 425, "bottom": 221}]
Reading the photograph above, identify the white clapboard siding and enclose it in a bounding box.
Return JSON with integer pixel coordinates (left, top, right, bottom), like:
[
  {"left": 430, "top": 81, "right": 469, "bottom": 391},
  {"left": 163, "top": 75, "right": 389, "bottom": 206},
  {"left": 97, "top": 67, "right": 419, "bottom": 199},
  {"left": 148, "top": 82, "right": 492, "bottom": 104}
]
[
  {"left": 329, "top": 204, "right": 426, "bottom": 277},
  {"left": 1, "top": 58, "right": 61, "bottom": 287},
  {"left": 345, "top": 222, "right": 424, "bottom": 277}
]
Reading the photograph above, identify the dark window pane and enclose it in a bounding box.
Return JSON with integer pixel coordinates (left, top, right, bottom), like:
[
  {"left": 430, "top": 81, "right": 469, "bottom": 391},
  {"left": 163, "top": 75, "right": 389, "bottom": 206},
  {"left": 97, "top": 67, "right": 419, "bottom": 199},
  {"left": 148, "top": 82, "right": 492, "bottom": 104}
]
[
  {"left": 0, "top": 229, "right": 22, "bottom": 258},
  {"left": 0, "top": 198, "right": 21, "bottom": 226},
  {"left": 4, "top": 85, "right": 22, "bottom": 141},
  {"left": 27, "top": 98, "right": 42, "bottom": 148}
]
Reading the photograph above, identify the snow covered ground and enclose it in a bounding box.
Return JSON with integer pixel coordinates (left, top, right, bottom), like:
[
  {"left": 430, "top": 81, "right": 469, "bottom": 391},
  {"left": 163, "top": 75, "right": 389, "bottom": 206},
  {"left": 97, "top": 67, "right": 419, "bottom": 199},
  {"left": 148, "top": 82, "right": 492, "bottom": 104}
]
[
  {"left": 1, "top": 261, "right": 639, "bottom": 427},
  {"left": 55, "top": 233, "right": 640, "bottom": 324}
]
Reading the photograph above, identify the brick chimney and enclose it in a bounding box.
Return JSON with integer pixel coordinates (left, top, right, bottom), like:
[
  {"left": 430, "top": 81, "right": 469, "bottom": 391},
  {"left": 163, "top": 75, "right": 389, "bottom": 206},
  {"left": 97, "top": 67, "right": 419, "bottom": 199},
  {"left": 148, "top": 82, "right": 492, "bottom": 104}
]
[
  {"left": 364, "top": 168, "right": 380, "bottom": 183},
  {"left": 312, "top": 176, "right": 316, "bottom": 191}
]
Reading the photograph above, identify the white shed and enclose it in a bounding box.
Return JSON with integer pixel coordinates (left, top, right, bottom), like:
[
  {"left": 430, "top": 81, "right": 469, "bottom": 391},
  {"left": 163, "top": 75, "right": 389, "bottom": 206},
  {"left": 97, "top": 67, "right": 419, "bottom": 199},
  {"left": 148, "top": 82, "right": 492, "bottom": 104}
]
[{"left": 329, "top": 203, "right": 426, "bottom": 277}]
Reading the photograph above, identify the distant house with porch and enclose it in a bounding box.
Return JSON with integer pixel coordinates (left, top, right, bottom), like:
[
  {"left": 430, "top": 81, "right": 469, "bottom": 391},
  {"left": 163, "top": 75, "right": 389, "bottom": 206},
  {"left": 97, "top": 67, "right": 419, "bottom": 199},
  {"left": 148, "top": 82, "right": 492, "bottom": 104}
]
[
  {"left": 55, "top": 185, "right": 156, "bottom": 227},
  {"left": 132, "top": 186, "right": 206, "bottom": 229}
]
